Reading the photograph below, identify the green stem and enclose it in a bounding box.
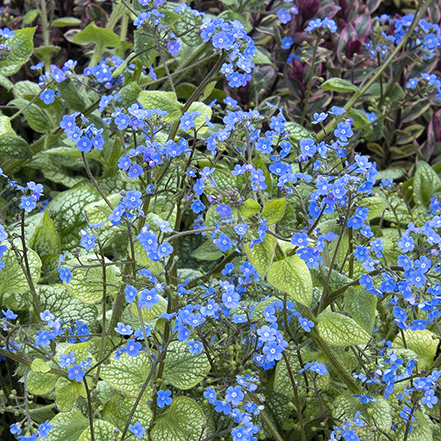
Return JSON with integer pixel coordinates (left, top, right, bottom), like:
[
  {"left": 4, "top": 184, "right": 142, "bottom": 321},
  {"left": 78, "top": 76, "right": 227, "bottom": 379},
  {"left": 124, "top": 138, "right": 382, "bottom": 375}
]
[
  {"left": 300, "top": 37, "right": 320, "bottom": 126},
  {"left": 315, "top": 0, "right": 434, "bottom": 142},
  {"left": 248, "top": 393, "right": 285, "bottom": 441},
  {"left": 40, "top": 0, "right": 51, "bottom": 69}
]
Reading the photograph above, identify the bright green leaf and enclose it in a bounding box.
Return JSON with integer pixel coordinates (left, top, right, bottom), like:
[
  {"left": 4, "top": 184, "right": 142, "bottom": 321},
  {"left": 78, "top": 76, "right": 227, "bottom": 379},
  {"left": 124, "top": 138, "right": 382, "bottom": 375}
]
[
  {"left": 413, "top": 160, "right": 441, "bottom": 206},
  {"left": 260, "top": 198, "right": 286, "bottom": 225},
  {"left": 187, "top": 101, "right": 212, "bottom": 134},
  {"left": 266, "top": 254, "right": 313, "bottom": 307},
  {"left": 30, "top": 358, "right": 51, "bottom": 373},
  {"left": 55, "top": 377, "right": 87, "bottom": 412},
  {"left": 74, "top": 22, "right": 120, "bottom": 47},
  {"left": 163, "top": 341, "right": 211, "bottom": 390},
  {"left": 285, "top": 121, "right": 313, "bottom": 143},
  {"left": 27, "top": 370, "right": 59, "bottom": 395},
  {"left": 0, "top": 27, "right": 36, "bottom": 77},
  {"left": 151, "top": 397, "right": 207, "bottom": 441},
  {"left": 64, "top": 254, "right": 120, "bottom": 304},
  {"left": 393, "top": 329, "right": 439, "bottom": 369},
  {"left": 332, "top": 395, "right": 392, "bottom": 434},
  {"left": 38, "top": 285, "right": 98, "bottom": 328},
  {"left": 321, "top": 78, "right": 358, "bottom": 93},
  {"left": 52, "top": 17, "right": 82, "bottom": 26},
  {"left": 78, "top": 420, "right": 121, "bottom": 441},
  {"left": 23, "top": 9, "right": 41, "bottom": 25},
  {"left": 100, "top": 352, "right": 153, "bottom": 398},
  {"left": 103, "top": 394, "right": 152, "bottom": 439},
  {"left": 317, "top": 311, "right": 371, "bottom": 346},
  {"left": 361, "top": 196, "right": 389, "bottom": 220},
  {"left": 133, "top": 30, "right": 157, "bottom": 69},
  {"left": 243, "top": 233, "right": 276, "bottom": 278},
  {"left": 130, "top": 295, "right": 167, "bottom": 321},
  {"left": 0, "top": 135, "right": 33, "bottom": 159},
  {"left": 344, "top": 286, "right": 377, "bottom": 333},
  {"left": 45, "top": 409, "right": 89, "bottom": 441},
  {"left": 57, "top": 81, "right": 86, "bottom": 112},
  {"left": 47, "top": 184, "right": 101, "bottom": 251},
  {"left": 0, "top": 248, "right": 41, "bottom": 308},
  {"left": 191, "top": 240, "right": 223, "bottom": 261},
  {"left": 240, "top": 199, "right": 261, "bottom": 217},
  {"left": 138, "top": 91, "right": 183, "bottom": 122}
]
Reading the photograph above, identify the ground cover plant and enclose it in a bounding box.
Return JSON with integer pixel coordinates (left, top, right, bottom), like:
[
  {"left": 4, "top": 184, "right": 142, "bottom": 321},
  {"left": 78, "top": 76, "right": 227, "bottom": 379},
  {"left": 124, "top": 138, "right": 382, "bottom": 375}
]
[{"left": 1, "top": 0, "right": 441, "bottom": 440}]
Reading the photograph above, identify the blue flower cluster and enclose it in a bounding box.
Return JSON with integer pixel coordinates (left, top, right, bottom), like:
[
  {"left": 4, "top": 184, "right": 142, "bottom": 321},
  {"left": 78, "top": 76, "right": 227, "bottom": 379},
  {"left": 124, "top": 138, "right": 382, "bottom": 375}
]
[{"left": 201, "top": 17, "right": 256, "bottom": 88}]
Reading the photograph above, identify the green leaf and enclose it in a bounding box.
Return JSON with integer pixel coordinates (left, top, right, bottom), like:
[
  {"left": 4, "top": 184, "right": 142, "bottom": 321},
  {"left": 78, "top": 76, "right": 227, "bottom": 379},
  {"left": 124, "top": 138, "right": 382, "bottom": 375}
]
[
  {"left": 45, "top": 409, "right": 89, "bottom": 441},
  {"left": 243, "top": 233, "right": 276, "bottom": 278},
  {"left": 252, "top": 48, "right": 273, "bottom": 65},
  {"left": 120, "top": 81, "right": 142, "bottom": 107},
  {"left": 27, "top": 370, "right": 59, "bottom": 395},
  {"left": 346, "top": 108, "right": 371, "bottom": 132},
  {"left": 321, "top": 78, "right": 358, "bottom": 93},
  {"left": 151, "top": 397, "right": 207, "bottom": 441},
  {"left": 47, "top": 184, "right": 101, "bottom": 251},
  {"left": 38, "top": 285, "right": 98, "bottom": 327},
  {"left": 240, "top": 199, "right": 261, "bottom": 217},
  {"left": 133, "top": 29, "right": 157, "bottom": 69},
  {"left": 395, "top": 410, "right": 434, "bottom": 441},
  {"left": 57, "top": 80, "right": 86, "bottom": 112},
  {"left": 138, "top": 91, "right": 183, "bottom": 122},
  {"left": 52, "top": 17, "right": 82, "bottom": 26},
  {"left": 29, "top": 210, "right": 61, "bottom": 273},
  {"left": 64, "top": 254, "right": 120, "bottom": 304},
  {"left": 344, "top": 286, "right": 377, "bottom": 333},
  {"left": 55, "top": 377, "right": 87, "bottom": 412},
  {"left": 100, "top": 352, "right": 153, "bottom": 398},
  {"left": 134, "top": 242, "right": 164, "bottom": 275},
  {"left": 375, "top": 167, "right": 405, "bottom": 181},
  {"left": 78, "top": 420, "right": 121, "bottom": 441},
  {"left": 187, "top": 101, "right": 212, "bottom": 134},
  {"left": 260, "top": 198, "right": 286, "bottom": 225},
  {"left": 266, "top": 254, "right": 313, "bottom": 307},
  {"left": 191, "top": 240, "right": 223, "bottom": 261},
  {"left": 200, "top": 81, "right": 216, "bottom": 102},
  {"left": 23, "top": 9, "right": 41, "bottom": 25},
  {"left": 366, "top": 83, "right": 404, "bottom": 102},
  {"left": 130, "top": 294, "right": 167, "bottom": 321},
  {"left": 393, "top": 329, "right": 439, "bottom": 369},
  {"left": 0, "top": 116, "right": 14, "bottom": 136},
  {"left": 13, "top": 80, "right": 41, "bottom": 99},
  {"left": 0, "top": 74, "right": 14, "bottom": 91},
  {"left": 30, "top": 358, "right": 51, "bottom": 373},
  {"left": 58, "top": 342, "right": 92, "bottom": 363},
  {"left": 250, "top": 296, "right": 279, "bottom": 321},
  {"left": 361, "top": 196, "right": 389, "bottom": 220},
  {"left": 332, "top": 395, "right": 392, "bottom": 434},
  {"left": 0, "top": 27, "right": 36, "bottom": 77},
  {"left": 74, "top": 22, "right": 120, "bottom": 47},
  {"left": 24, "top": 103, "right": 51, "bottom": 133},
  {"left": 0, "top": 248, "right": 41, "bottom": 308},
  {"left": 0, "top": 135, "right": 33, "bottom": 159},
  {"left": 103, "top": 394, "right": 152, "bottom": 439},
  {"left": 413, "top": 160, "right": 441, "bottom": 206},
  {"left": 285, "top": 122, "right": 313, "bottom": 143},
  {"left": 317, "top": 311, "right": 371, "bottom": 347},
  {"left": 163, "top": 341, "right": 211, "bottom": 390},
  {"left": 11, "top": 98, "right": 51, "bottom": 132}
]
